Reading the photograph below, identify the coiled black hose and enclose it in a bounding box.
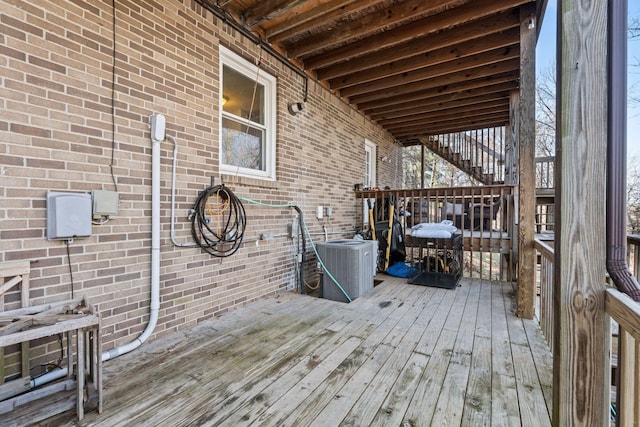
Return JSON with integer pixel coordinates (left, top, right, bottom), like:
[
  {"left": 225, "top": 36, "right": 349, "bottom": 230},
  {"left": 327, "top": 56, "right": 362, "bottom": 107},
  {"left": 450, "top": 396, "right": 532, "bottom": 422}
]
[{"left": 191, "top": 184, "right": 246, "bottom": 257}]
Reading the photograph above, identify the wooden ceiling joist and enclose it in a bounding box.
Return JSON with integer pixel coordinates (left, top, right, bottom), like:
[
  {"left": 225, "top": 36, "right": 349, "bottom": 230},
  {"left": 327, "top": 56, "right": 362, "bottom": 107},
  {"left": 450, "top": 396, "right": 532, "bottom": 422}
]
[
  {"left": 339, "top": 46, "right": 519, "bottom": 98},
  {"left": 358, "top": 71, "right": 519, "bottom": 112},
  {"left": 284, "top": 0, "right": 466, "bottom": 58},
  {"left": 384, "top": 109, "right": 510, "bottom": 135},
  {"left": 210, "top": 0, "right": 536, "bottom": 141},
  {"left": 306, "top": 5, "right": 520, "bottom": 72},
  {"left": 349, "top": 58, "right": 519, "bottom": 105},
  {"left": 368, "top": 90, "right": 513, "bottom": 121},
  {"left": 394, "top": 115, "right": 509, "bottom": 140},
  {"left": 325, "top": 28, "right": 520, "bottom": 88},
  {"left": 377, "top": 100, "right": 510, "bottom": 127},
  {"left": 265, "top": 0, "right": 386, "bottom": 43}
]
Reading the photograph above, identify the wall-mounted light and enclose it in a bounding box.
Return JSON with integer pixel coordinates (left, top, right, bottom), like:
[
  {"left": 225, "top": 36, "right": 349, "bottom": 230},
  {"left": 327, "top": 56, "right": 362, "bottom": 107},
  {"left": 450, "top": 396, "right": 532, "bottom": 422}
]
[
  {"left": 528, "top": 16, "right": 535, "bottom": 30},
  {"left": 288, "top": 102, "right": 304, "bottom": 116},
  {"left": 222, "top": 95, "right": 229, "bottom": 106}
]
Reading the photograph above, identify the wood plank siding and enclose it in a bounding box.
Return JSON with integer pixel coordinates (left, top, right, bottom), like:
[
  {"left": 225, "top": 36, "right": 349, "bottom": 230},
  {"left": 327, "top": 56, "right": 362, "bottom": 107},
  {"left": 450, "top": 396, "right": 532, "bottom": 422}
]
[{"left": 32, "top": 277, "right": 552, "bottom": 426}]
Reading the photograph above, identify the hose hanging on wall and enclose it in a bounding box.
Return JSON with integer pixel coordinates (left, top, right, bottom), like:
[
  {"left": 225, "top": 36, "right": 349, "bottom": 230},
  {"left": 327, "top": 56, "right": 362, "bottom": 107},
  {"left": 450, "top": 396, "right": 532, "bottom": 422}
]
[{"left": 191, "top": 184, "right": 246, "bottom": 257}]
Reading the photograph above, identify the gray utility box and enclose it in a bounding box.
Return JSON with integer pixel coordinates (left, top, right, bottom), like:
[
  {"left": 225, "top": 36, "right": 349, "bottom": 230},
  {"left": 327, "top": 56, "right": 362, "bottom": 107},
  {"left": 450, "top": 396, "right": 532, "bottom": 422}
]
[{"left": 316, "top": 239, "right": 377, "bottom": 303}]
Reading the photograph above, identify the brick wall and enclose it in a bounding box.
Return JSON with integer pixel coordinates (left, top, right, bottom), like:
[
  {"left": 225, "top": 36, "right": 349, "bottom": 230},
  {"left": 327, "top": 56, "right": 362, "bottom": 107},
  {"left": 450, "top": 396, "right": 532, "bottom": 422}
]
[{"left": 0, "top": 0, "right": 399, "bottom": 366}]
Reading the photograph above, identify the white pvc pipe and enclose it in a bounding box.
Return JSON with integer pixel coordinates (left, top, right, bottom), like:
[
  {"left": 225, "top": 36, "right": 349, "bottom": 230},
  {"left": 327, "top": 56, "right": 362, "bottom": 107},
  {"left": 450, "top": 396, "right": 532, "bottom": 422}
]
[
  {"left": 103, "top": 135, "right": 160, "bottom": 361},
  {"left": 30, "top": 128, "right": 163, "bottom": 388}
]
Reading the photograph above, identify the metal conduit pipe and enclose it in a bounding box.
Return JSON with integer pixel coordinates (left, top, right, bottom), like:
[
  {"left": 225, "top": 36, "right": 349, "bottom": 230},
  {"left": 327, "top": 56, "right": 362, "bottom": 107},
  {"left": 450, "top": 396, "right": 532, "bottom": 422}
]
[
  {"left": 195, "top": 1, "right": 309, "bottom": 85},
  {"left": 607, "top": 0, "right": 640, "bottom": 301}
]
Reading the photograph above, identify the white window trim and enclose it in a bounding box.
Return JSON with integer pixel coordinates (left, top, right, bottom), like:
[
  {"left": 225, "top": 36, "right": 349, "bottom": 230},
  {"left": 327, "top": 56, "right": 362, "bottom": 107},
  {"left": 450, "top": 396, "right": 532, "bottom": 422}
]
[
  {"left": 219, "top": 46, "right": 277, "bottom": 181},
  {"left": 364, "top": 139, "right": 377, "bottom": 225},
  {"left": 364, "top": 139, "right": 377, "bottom": 188}
]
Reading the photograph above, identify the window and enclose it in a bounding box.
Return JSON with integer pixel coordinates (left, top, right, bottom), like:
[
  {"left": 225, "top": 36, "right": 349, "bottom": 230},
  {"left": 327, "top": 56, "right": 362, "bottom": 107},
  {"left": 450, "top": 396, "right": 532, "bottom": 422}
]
[{"left": 220, "top": 46, "right": 277, "bottom": 180}]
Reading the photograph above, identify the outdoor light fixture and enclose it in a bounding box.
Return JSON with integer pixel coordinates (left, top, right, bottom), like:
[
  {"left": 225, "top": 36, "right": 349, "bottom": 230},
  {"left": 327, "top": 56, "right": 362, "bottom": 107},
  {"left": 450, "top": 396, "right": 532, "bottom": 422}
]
[
  {"left": 528, "top": 16, "right": 535, "bottom": 30},
  {"left": 288, "top": 101, "right": 304, "bottom": 116}
]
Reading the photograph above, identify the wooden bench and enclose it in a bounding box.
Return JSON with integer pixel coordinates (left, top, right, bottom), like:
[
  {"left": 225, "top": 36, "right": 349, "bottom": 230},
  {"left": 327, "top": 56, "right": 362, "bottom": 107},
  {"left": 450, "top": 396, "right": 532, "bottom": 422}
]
[{"left": 0, "top": 261, "right": 102, "bottom": 421}]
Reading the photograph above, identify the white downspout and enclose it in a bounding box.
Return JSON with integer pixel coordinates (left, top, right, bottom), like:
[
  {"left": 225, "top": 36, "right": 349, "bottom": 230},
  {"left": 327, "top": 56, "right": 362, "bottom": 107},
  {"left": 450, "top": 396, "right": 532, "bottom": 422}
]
[{"left": 31, "top": 126, "right": 163, "bottom": 387}]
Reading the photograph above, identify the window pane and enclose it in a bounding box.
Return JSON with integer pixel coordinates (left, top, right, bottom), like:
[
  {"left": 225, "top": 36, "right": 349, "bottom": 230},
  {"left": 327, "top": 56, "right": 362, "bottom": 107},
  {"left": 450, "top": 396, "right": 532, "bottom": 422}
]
[
  {"left": 223, "top": 65, "right": 265, "bottom": 125},
  {"left": 221, "top": 117, "right": 265, "bottom": 171}
]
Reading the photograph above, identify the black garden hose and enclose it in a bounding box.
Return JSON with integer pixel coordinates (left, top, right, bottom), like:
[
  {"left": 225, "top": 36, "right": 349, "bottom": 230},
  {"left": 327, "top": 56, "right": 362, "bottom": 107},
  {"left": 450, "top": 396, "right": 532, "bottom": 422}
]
[{"left": 191, "top": 185, "right": 246, "bottom": 257}]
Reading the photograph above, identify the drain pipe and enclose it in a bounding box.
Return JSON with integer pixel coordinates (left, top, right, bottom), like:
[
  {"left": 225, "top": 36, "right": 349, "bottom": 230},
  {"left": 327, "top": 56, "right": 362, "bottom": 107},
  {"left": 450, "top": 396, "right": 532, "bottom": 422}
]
[
  {"left": 607, "top": 0, "right": 640, "bottom": 301},
  {"left": 30, "top": 122, "right": 163, "bottom": 388}
]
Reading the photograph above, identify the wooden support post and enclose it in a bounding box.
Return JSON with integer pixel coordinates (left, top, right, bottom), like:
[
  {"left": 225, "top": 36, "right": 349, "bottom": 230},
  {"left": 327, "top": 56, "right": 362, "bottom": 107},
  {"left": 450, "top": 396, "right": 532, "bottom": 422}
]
[
  {"left": 516, "top": 4, "right": 537, "bottom": 318},
  {"left": 420, "top": 144, "right": 425, "bottom": 188},
  {"left": 552, "top": 0, "right": 610, "bottom": 425},
  {"left": 507, "top": 91, "right": 520, "bottom": 283}
]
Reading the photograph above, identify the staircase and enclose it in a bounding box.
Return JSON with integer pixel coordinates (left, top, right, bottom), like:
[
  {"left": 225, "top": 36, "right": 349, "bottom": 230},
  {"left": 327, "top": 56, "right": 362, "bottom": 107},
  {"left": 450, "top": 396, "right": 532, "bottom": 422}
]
[{"left": 420, "top": 127, "right": 506, "bottom": 185}]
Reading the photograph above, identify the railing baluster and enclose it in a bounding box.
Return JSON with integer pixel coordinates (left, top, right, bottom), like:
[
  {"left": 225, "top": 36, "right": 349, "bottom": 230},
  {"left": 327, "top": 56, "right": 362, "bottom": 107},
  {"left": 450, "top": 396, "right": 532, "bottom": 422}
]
[{"left": 356, "top": 185, "right": 514, "bottom": 280}]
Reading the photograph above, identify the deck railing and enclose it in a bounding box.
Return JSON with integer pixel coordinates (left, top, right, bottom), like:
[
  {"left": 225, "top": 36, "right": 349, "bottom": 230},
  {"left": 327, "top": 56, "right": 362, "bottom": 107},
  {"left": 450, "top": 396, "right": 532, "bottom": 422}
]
[
  {"left": 606, "top": 289, "right": 640, "bottom": 426},
  {"left": 355, "top": 185, "right": 515, "bottom": 280},
  {"left": 534, "top": 238, "right": 555, "bottom": 351},
  {"left": 429, "top": 127, "right": 506, "bottom": 184},
  {"left": 628, "top": 234, "right": 640, "bottom": 281},
  {"left": 535, "top": 156, "right": 555, "bottom": 190},
  {"left": 534, "top": 235, "right": 640, "bottom": 425},
  {"left": 535, "top": 156, "right": 555, "bottom": 234}
]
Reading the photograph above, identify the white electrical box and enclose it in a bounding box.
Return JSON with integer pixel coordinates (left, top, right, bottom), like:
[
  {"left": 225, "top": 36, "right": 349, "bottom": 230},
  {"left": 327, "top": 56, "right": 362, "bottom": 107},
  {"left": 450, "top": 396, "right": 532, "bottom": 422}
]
[
  {"left": 92, "top": 190, "right": 119, "bottom": 219},
  {"left": 47, "top": 191, "right": 92, "bottom": 240},
  {"left": 149, "top": 114, "right": 166, "bottom": 141}
]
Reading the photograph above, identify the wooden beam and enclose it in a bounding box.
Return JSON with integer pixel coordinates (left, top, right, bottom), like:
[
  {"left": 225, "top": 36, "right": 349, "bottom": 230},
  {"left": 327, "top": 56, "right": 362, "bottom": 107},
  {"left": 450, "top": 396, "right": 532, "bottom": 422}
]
[
  {"left": 283, "top": 0, "right": 465, "bottom": 58},
  {"left": 501, "top": 91, "right": 518, "bottom": 280},
  {"left": 264, "top": 0, "right": 373, "bottom": 39},
  {"left": 367, "top": 82, "right": 516, "bottom": 119},
  {"left": 392, "top": 116, "right": 508, "bottom": 139},
  {"left": 504, "top": 91, "right": 518, "bottom": 186},
  {"left": 552, "top": 0, "right": 609, "bottom": 425},
  {"left": 323, "top": 27, "right": 520, "bottom": 85},
  {"left": 307, "top": 6, "right": 520, "bottom": 72},
  {"left": 379, "top": 101, "right": 509, "bottom": 128},
  {"left": 349, "top": 59, "right": 519, "bottom": 105},
  {"left": 358, "top": 72, "right": 518, "bottom": 112},
  {"left": 244, "top": 0, "right": 312, "bottom": 28},
  {"left": 261, "top": 0, "right": 356, "bottom": 34},
  {"left": 339, "top": 46, "right": 519, "bottom": 98},
  {"left": 516, "top": 4, "right": 536, "bottom": 320},
  {"left": 370, "top": 92, "right": 511, "bottom": 122}
]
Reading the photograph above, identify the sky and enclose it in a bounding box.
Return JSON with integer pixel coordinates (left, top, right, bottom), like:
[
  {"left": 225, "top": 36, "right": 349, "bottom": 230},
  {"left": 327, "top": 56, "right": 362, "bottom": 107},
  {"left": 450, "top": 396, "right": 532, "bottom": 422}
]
[{"left": 535, "top": 0, "right": 640, "bottom": 160}]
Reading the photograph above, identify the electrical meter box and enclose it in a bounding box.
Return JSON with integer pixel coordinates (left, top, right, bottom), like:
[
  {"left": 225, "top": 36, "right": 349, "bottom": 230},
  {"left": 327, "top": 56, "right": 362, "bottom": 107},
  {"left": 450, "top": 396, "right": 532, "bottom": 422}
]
[{"left": 47, "top": 191, "right": 92, "bottom": 240}]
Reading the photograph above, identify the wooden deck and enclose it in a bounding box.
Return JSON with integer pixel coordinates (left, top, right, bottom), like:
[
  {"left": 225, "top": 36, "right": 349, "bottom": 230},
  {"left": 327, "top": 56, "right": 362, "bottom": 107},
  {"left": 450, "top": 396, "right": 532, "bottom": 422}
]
[{"left": 29, "top": 277, "right": 552, "bottom": 426}]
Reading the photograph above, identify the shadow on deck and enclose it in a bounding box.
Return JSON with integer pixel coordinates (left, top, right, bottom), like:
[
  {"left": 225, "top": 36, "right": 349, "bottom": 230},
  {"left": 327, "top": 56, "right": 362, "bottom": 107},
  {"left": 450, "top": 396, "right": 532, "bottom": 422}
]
[{"left": 31, "top": 277, "right": 552, "bottom": 426}]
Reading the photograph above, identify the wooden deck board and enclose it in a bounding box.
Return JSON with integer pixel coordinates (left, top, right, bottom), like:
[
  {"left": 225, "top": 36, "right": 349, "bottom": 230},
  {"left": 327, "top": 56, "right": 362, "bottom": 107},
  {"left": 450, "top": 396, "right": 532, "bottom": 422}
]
[
  {"left": 491, "top": 280, "right": 521, "bottom": 426},
  {"left": 30, "top": 277, "right": 552, "bottom": 427}
]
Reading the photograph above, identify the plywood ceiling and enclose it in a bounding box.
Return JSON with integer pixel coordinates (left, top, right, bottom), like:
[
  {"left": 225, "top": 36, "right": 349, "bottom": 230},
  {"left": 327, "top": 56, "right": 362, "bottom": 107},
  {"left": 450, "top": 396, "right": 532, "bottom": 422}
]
[{"left": 201, "top": 0, "right": 538, "bottom": 145}]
